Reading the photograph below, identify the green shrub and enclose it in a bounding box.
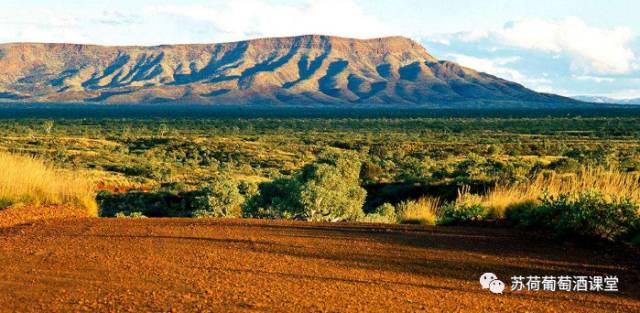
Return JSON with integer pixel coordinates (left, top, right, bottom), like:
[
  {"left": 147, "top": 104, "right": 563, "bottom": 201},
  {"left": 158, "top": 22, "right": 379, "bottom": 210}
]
[
  {"left": 245, "top": 156, "right": 366, "bottom": 222},
  {"left": 359, "top": 203, "right": 397, "bottom": 224},
  {"left": 243, "top": 178, "right": 303, "bottom": 219},
  {"left": 547, "top": 158, "right": 582, "bottom": 173},
  {"left": 191, "top": 209, "right": 217, "bottom": 218},
  {"left": 440, "top": 202, "right": 487, "bottom": 225},
  {"left": 536, "top": 190, "right": 639, "bottom": 241},
  {"left": 238, "top": 181, "right": 259, "bottom": 198},
  {"left": 98, "top": 190, "right": 183, "bottom": 217},
  {"left": 632, "top": 232, "right": 640, "bottom": 248},
  {"left": 298, "top": 157, "right": 366, "bottom": 222},
  {"left": 190, "top": 177, "right": 245, "bottom": 218},
  {"left": 158, "top": 182, "right": 188, "bottom": 194},
  {"left": 375, "top": 203, "right": 397, "bottom": 219},
  {"left": 0, "top": 199, "right": 11, "bottom": 209},
  {"left": 115, "top": 211, "right": 147, "bottom": 218},
  {"left": 504, "top": 200, "right": 545, "bottom": 227},
  {"left": 99, "top": 177, "right": 248, "bottom": 218}
]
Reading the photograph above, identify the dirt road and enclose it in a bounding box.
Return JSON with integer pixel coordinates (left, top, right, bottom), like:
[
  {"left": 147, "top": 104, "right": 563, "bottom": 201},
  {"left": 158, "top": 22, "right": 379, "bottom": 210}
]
[{"left": 0, "top": 218, "right": 638, "bottom": 312}]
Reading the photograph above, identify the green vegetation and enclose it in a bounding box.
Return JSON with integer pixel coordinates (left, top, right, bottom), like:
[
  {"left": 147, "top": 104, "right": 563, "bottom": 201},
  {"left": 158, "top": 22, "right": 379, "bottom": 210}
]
[
  {"left": 507, "top": 191, "right": 639, "bottom": 242},
  {"left": 1, "top": 108, "right": 639, "bottom": 246}
]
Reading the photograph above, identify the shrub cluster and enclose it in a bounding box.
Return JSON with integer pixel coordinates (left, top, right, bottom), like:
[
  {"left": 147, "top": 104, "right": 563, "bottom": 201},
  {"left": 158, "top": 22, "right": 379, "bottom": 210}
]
[
  {"left": 246, "top": 156, "right": 367, "bottom": 222},
  {"left": 98, "top": 176, "right": 254, "bottom": 218},
  {"left": 101, "top": 156, "right": 367, "bottom": 222},
  {"left": 358, "top": 203, "right": 397, "bottom": 224},
  {"left": 440, "top": 189, "right": 640, "bottom": 244},
  {"left": 440, "top": 202, "right": 487, "bottom": 225},
  {"left": 506, "top": 190, "right": 640, "bottom": 242}
]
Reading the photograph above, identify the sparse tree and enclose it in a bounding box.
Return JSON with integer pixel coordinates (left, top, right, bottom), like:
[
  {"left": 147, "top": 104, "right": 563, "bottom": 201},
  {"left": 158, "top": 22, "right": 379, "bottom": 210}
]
[{"left": 42, "top": 120, "right": 54, "bottom": 135}]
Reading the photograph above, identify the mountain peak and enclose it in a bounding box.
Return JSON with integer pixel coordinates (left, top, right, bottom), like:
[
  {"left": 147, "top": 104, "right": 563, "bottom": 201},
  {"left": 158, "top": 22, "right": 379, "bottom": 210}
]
[{"left": 0, "top": 35, "right": 572, "bottom": 106}]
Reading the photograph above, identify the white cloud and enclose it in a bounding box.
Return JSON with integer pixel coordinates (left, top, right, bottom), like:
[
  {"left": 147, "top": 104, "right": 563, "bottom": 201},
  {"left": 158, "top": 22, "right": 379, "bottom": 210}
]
[
  {"left": 606, "top": 89, "right": 640, "bottom": 99},
  {"left": 458, "top": 30, "right": 490, "bottom": 43},
  {"left": 429, "top": 17, "right": 639, "bottom": 76},
  {"left": 573, "top": 75, "right": 615, "bottom": 83},
  {"left": 446, "top": 53, "right": 553, "bottom": 92},
  {"left": 150, "top": 0, "right": 397, "bottom": 42},
  {"left": 0, "top": 9, "right": 141, "bottom": 44},
  {"left": 498, "top": 17, "right": 637, "bottom": 75}
]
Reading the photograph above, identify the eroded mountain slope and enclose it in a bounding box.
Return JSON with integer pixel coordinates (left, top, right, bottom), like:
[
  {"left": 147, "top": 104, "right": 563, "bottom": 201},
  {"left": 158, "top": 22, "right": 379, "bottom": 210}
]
[{"left": 0, "top": 35, "right": 572, "bottom": 105}]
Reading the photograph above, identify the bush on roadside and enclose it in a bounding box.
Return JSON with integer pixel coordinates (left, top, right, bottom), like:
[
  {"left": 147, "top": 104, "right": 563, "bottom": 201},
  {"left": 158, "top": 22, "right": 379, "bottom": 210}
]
[
  {"left": 359, "top": 203, "right": 397, "bottom": 224},
  {"left": 532, "top": 190, "right": 639, "bottom": 241},
  {"left": 298, "top": 157, "right": 366, "bottom": 222},
  {"left": 115, "top": 211, "right": 147, "bottom": 218},
  {"left": 503, "top": 199, "right": 545, "bottom": 227},
  {"left": 245, "top": 156, "right": 367, "bottom": 222},
  {"left": 243, "top": 178, "right": 303, "bottom": 219},
  {"left": 188, "top": 176, "right": 245, "bottom": 218},
  {"left": 396, "top": 198, "right": 439, "bottom": 225},
  {"left": 440, "top": 202, "right": 487, "bottom": 225},
  {"left": 98, "top": 190, "right": 183, "bottom": 217}
]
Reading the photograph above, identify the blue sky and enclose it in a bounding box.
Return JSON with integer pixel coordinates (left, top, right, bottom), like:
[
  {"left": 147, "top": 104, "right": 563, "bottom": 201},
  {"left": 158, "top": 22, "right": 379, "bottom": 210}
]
[{"left": 1, "top": 0, "right": 638, "bottom": 98}]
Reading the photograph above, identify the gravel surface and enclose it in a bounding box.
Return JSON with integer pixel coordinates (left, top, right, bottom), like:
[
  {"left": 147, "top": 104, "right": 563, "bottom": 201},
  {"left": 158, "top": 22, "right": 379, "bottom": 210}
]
[{"left": 0, "top": 218, "right": 638, "bottom": 312}]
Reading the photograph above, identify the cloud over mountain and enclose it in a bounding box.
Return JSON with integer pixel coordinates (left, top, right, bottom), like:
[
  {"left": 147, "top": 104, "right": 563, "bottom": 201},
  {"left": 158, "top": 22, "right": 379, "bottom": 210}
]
[
  {"left": 422, "top": 17, "right": 640, "bottom": 98},
  {"left": 498, "top": 17, "right": 637, "bottom": 75}
]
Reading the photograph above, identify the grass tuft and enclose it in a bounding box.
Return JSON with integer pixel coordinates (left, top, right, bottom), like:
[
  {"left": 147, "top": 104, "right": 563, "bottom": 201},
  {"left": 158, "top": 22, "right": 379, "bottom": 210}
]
[
  {"left": 459, "top": 168, "right": 640, "bottom": 218},
  {"left": 0, "top": 152, "right": 97, "bottom": 215},
  {"left": 397, "top": 197, "right": 440, "bottom": 225}
]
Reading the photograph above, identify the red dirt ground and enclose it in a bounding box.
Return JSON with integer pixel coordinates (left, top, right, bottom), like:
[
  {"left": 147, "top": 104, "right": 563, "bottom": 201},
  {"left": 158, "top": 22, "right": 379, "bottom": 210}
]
[
  {"left": 0, "top": 218, "right": 638, "bottom": 312},
  {"left": 0, "top": 205, "right": 89, "bottom": 228}
]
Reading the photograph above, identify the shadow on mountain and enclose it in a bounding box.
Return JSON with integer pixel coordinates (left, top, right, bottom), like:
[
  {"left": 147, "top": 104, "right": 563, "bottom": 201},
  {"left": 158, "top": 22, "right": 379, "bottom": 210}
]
[
  {"left": 202, "top": 89, "right": 231, "bottom": 97},
  {"left": 51, "top": 69, "right": 80, "bottom": 87},
  {"left": 376, "top": 63, "right": 392, "bottom": 79},
  {"left": 117, "top": 53, "right": 165, "bottom": 85},
  {"left": 82, "top": 54, "right": 131, "bottom": 89},
  {"left": 399, "top": 62, "right": 423, "bottom": 81},
  {"left": 318, "top": 60, "right": 349, "bottom": 98},
  {"left": 85, "top": 89, "right": 135, "bottom": 102},
  {"left": 347, "top": 74, "right": 387, "bottom": 101},
  {"left": 238, "top": 44, "right": 301, "bottom": 89},
  {"left": 174, "top": 42, "right": 249, "bottom": 85},
  {"left": 283, "top": 49, "right": 331, "bottom": 89}
]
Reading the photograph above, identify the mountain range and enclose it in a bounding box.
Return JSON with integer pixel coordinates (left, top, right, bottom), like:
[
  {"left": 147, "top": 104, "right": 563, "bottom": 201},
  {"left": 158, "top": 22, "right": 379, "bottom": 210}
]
[
  {"left": 0, "top": 35, "right": 579, "bottom": 106},
  {"left": 572, "top": 96, "right": 640, "bottom": 105}
]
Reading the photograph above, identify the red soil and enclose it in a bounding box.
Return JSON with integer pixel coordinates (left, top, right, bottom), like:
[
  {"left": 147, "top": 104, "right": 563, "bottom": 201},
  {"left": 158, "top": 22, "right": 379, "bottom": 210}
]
[
  {"left": 96, "top": 182, "right": 152, "bottom": 193},
  {"left": 0, "top": 218, "right": 638, "bottom": 312},
  {"left": 0, "top": 205, "right": 89, "bottom": 228}
]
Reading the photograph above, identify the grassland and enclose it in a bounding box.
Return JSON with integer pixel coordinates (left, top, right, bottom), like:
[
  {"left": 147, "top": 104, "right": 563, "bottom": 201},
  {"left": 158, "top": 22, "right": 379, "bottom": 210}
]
[
  {"left": 0, "top": 106, "right": 638, "bottom": 244},
  {"left": 1, "top": 106, "right": 639, "bottom": 312}
]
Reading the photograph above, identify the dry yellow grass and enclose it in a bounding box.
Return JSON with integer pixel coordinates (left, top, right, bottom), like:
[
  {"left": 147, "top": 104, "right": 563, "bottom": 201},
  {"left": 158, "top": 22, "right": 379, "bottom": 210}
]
[
  {"left": 397, "top": 197, "right": 441, "bottom": 225},
  {"left": 0, "top": 152, "right": 97, "bottom": 216},
  {"left": 459, "top": 168, "right": 640, "bottom": 218}
]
